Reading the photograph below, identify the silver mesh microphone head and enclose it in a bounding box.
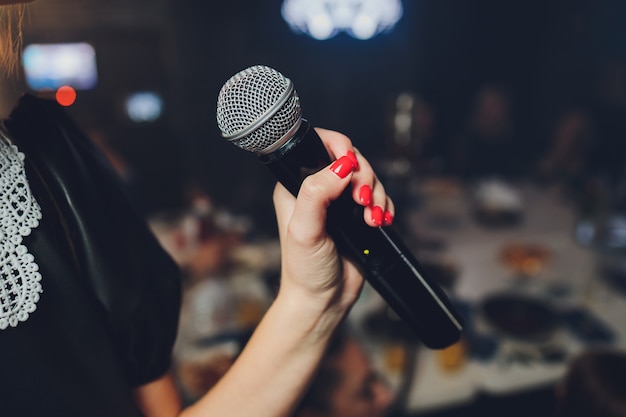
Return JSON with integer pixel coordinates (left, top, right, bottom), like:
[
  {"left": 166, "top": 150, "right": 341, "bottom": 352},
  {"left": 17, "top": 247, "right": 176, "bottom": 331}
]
[{"left": 216, "top": 65, "right": 303, "bottom": 155}]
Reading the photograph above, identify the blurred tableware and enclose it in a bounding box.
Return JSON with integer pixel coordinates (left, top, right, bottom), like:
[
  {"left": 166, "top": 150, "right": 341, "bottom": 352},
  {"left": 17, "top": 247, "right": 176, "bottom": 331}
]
[
  {"left": 575, "top": 214, "right": 626, "bottom": 251},
  {"left": 480, "top": 292, "right": 560, "bottom": 342},
  {"left": 575, "top": 214, "right": 626, "bottom": 301},
  {"left": 561, "top": 307, "right": 616, "bottom": 345},
  {"left": 436, "top": 338, "right": 467, "bottom": 372},
  {"left": 473, "top": 179, "right": 524, "bottom": 227},
  {"left": 499, "top": 242, "right": 552, "bottom": 277},
  {"left": 383, "top": 343, "right": 409, "bottom": 374}
]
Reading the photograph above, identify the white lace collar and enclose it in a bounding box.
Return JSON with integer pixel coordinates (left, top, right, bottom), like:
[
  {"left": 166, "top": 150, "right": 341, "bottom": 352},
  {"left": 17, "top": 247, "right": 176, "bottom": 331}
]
[{"left": 0, "top": 131, "right": 43, "bottom": 330}]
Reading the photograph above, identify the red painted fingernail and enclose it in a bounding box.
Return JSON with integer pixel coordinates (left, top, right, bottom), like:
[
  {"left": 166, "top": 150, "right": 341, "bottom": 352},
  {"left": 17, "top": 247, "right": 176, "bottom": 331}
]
[
  {"left": 384, "top": 210, "right": 394, "bottom": 226},
  {"left": 371, "top": 206, "right": 383, "bottom": 226},
  {"left": 359, "top": 185, "right": 372, "bottom": 206},
  {"left": 347, "top": 151, "right": 359, "bottom": 170},
  {"left": 330, "top": 155, "right": 356, "bottom": 178}
]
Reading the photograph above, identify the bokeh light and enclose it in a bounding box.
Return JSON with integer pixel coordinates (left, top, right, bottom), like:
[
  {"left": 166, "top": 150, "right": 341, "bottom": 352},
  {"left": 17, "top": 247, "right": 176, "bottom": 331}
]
[
  {"left": 125, "top": 91, "right": 164, "bottom": 123},
  {"left": 282, "top": 0, "right": 403, "bottom": 40},
  {"left": 55, "top": 86, "right": 77, "bottom": 107}
]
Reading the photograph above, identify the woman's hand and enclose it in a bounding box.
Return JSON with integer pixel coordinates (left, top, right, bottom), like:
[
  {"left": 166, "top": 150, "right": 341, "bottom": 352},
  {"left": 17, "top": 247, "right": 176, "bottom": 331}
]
[{"left": 272, "top": 128, "right": 394, "bottom": 313}]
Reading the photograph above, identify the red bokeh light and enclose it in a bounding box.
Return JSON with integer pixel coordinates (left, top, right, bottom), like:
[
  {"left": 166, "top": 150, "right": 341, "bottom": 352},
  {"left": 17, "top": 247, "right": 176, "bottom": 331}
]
[{"left": 56, "top": 86, "right": 77, "bottom": 107}]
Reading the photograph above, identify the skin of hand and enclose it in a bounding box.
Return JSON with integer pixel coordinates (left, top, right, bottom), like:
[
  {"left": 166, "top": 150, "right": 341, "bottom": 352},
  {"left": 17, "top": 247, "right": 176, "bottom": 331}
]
[
  {"left": 273, "top": 127, "right": 394, "bottom": 313},
  {"left": 134, "top": 127, "right": 395, "bottom": 417}
]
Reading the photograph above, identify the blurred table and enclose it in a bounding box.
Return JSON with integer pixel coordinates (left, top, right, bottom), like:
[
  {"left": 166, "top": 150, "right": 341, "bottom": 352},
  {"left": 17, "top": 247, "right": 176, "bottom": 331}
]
[{"left": 351, "top": 178, "right": 626, "bottom": 415}]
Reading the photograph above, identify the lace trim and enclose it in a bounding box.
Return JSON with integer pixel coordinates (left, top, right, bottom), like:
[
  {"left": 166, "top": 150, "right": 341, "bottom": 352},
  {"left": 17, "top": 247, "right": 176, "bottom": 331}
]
[{"left": 0, "top": 133, "right": 43, "bottom": 330}]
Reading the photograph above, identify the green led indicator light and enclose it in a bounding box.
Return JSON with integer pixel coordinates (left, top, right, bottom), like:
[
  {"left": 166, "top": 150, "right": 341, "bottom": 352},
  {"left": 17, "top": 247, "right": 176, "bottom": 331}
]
[{"left": 363, "top": 249, "right": 370, "bottom": 255}]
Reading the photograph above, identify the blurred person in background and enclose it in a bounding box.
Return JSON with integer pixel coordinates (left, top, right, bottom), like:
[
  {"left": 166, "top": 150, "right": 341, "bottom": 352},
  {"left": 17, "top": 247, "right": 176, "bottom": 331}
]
[
  {"left": 447, "top": 84, "right": 524, "bottom": 180},
  {"left": 0, "top": 2, "right": 396, "bottom": 417},
  {"left": 555, "top": 349, "right": 626, "bottom": 417},
  {"left": 535, "top": 107, "right": 595, "bottom": 188},
  {"left": 588, "top": 59, "right": 626, "bottom": 186},
  {"left": 293, "top": 327, "right": 395, "bottom": 417}
]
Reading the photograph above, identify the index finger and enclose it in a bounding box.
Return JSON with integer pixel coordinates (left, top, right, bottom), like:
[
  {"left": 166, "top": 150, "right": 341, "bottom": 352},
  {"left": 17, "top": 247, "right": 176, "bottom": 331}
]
[{"left": 315, "top": 128, "right": 354, "bottom": 161}]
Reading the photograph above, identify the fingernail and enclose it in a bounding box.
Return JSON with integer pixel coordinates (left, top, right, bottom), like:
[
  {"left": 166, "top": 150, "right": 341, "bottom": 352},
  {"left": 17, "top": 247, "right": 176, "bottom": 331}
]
[
  {"left": 359, "top": 185, "right": 372, "bottom": 206},
  {"left": 383, "top": 210, "right": 394, "bottom": 226},
  {"left": 330, "top": 155, "right": 356, "bottom": 179},
  {"left": 347, "top": 151, "right": 359, "bottom": 170},
  {"left": 371, "top": 206, "right": 383, "bottom": 226}
]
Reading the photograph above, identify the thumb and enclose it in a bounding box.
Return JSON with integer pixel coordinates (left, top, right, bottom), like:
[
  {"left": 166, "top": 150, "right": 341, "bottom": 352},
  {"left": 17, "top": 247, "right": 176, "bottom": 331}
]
[
  {"left": 280, "top": 155, "right": 356, "bottom": 246},
  {"left": 272, "top": 182, "right": 296, "bottom": 245}
]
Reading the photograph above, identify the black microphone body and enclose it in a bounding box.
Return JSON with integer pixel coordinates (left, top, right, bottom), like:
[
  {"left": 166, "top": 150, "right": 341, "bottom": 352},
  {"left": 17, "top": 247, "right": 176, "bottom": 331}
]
[{"left": 260, "top": 118, "right": 463, "bottom": 349}]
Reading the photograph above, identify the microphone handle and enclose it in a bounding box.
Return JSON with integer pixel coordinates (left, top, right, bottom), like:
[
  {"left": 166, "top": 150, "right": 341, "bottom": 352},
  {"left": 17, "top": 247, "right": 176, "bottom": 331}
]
[{"left": 259, "top": 120, "right": 463, "bottom": 349}]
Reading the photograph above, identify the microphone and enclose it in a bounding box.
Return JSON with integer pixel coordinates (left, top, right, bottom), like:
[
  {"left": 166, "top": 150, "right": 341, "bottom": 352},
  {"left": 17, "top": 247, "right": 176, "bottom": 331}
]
[{"left": 216, "top": 65, "right": 463, "bottom": 349}]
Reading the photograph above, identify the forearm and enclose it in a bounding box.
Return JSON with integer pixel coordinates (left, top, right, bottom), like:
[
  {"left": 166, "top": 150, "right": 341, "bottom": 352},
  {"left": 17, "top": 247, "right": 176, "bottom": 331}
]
[{"left": 180, "top": 286, "right": 350, "bottom": 417}]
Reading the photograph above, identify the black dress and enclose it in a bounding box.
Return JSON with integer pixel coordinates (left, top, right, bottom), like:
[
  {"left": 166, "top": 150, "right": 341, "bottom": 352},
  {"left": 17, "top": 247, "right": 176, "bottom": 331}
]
[{"left": 1, "top": 95, "right": 181, "bottom": 416}]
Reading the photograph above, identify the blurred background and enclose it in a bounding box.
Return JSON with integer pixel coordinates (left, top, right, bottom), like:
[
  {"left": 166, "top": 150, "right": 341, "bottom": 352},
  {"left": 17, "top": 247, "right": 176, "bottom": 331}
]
[
  {"left": 3, "top": 0, "right": 623, "bottom": 221},
  {"left": 3, "top": 1, "right": 626, "bottom": 416}
]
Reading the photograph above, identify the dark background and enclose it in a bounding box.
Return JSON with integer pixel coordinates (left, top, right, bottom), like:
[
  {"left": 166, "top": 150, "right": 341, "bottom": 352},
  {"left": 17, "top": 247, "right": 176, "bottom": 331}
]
[{"left": 15, "top": 0, "right": 626, "bottom": 228}]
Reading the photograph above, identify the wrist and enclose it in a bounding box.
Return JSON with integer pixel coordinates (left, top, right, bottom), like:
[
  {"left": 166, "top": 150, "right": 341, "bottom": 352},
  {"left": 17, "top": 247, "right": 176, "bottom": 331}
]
[{"left": 273, "top": 283, "right": 352, "bottom": 340}]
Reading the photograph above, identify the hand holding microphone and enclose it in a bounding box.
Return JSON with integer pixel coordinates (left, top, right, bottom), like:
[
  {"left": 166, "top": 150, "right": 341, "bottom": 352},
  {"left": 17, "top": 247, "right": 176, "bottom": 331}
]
[
  {"left": 216, "top": 65, "right": 463, "bottom": 349},
  {"left": 271, "top": 129, "right": 384, "bottom": 319}
]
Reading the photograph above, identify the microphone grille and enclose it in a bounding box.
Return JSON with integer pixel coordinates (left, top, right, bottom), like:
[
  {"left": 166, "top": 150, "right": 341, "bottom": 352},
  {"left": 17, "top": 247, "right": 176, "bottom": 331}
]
[{"left": 216, "top": 65, "right": 302, "bottom": 154}]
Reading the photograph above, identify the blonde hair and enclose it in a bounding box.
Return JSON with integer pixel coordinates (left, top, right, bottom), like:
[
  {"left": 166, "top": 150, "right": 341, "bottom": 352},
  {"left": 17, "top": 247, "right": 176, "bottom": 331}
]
[{"left": 0, "top": 5, "right": 26, "bottom": 78}]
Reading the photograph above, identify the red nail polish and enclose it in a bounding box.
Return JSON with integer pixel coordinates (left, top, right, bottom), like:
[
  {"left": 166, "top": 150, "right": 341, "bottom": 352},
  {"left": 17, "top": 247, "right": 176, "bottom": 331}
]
[
  {"left": 371, "top": 206, "right": 383, "bottom": 226},
  {"left": 359, "top": 185, "right": 372, "bottom": 206},
  {"left": 330, "top": 155, "right": 355, "bottom": 178},
  {"left": 383, "top": 210, "right": 394, "bottom": 226},
  {"left": 347, "top": 151, "right": 359, "bottom": 169}
]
